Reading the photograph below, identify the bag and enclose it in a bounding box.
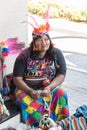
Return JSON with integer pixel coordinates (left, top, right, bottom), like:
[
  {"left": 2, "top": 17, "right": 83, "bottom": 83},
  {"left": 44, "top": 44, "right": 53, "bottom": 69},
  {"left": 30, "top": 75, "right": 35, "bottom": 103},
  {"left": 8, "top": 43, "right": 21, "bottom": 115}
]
[
  {"left": 3, "top": 73, "right": 16, "bottom": 101},
  {"left": 4, "top": 73, "right": 16, "bottom": 94}
]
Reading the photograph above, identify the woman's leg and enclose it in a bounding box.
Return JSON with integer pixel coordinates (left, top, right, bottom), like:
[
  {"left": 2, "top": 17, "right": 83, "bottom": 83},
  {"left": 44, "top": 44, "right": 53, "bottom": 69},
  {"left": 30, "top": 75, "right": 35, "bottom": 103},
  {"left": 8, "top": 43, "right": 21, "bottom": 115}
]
[
  {"left": 15, "top": 89, "right": 46, "bottom": 127},
  {"left": 50, "top": 86, "right": 69, "bottom": 122}
]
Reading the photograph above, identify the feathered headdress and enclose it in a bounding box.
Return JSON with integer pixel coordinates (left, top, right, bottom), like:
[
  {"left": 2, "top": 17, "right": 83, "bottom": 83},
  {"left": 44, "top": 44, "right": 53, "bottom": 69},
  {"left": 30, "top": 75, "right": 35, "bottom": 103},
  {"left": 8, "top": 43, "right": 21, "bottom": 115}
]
[
  {"left": 0, "top": 38, "right": 25, "bottom": 94},
  {"left": 6, "top": 37, "right": 25, "bottom": 54},
  {"left": 23, "top": 5, "right": 50, "bottom": 37}
]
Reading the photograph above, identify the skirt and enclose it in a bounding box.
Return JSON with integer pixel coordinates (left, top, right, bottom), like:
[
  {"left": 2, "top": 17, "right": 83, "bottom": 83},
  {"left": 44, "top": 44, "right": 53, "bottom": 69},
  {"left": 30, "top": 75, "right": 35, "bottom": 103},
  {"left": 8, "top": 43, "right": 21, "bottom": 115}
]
[{"left": 15, "top": 86, "right": 69, "bottom": 127}]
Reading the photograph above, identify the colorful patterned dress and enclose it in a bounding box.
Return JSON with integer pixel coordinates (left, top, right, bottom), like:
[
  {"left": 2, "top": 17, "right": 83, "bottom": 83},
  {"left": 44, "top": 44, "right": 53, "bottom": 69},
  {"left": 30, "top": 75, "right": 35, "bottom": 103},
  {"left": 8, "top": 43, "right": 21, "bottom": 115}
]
[{"left": 13, "top": 48, "right": 69, "bottom": 127}]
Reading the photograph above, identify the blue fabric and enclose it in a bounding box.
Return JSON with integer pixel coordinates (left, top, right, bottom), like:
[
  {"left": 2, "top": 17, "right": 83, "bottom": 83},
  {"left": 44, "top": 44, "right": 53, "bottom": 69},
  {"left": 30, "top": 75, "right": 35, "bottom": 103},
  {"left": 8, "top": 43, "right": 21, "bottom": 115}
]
[{"left": 73, "top": 104, "right": 87, "bottom": 122}]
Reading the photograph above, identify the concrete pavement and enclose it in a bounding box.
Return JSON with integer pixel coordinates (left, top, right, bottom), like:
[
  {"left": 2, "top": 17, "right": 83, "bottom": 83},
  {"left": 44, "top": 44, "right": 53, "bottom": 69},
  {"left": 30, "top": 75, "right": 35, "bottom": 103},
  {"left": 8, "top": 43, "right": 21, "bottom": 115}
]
[
  {"left": 64, "top": 68, "right": 87, "bottom": 115},
  {"left": 50, "top": 18, "right": 87, "bottom": 37},
  {"left": 49, "top": 18, "right": 87, "bottom": 55}
]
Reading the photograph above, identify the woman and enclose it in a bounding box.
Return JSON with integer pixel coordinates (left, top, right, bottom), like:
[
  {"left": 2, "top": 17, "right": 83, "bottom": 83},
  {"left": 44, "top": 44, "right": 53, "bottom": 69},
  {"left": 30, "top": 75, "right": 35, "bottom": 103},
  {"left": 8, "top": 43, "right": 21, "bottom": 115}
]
[{"left": 13, "top": 21, "right": 69, "bottom": 127}]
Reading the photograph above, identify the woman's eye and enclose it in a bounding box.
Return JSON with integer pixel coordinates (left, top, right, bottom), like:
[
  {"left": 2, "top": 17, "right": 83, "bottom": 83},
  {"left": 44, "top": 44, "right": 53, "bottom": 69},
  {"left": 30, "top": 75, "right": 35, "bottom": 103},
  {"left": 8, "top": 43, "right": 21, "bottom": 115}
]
[
  {"left": 36, "top": 40, "right": 42, "bottom": 43},
  {"left": 45, "top": 38, "right": 49, "bottom": 41},
  {"left": 36, "top": 38, "right": 49, "bottom": 43}
]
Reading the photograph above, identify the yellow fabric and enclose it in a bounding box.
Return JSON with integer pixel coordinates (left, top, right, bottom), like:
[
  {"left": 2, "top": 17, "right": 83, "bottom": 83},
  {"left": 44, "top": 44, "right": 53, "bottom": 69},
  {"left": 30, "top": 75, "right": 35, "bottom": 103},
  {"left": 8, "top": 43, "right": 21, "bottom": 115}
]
[
  {"left": 23, "top": 95, "right": 32, "bottom": 105},
  {"left": 26, "top": 106, "right": 36, "bottom": 114},
  {"left": 55, "top": 105, "right": 61, "bottom": 115}
]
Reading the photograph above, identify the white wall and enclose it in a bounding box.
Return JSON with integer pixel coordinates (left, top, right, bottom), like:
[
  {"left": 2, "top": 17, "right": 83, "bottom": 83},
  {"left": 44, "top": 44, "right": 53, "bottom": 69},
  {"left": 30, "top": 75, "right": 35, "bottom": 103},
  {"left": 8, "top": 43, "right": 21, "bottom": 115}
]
[
  {"left": 0, "top": 0, "right": 28, "bottom": 75},
  {"left": 0, "top": 0, "right": 28, "bottom": 43}
]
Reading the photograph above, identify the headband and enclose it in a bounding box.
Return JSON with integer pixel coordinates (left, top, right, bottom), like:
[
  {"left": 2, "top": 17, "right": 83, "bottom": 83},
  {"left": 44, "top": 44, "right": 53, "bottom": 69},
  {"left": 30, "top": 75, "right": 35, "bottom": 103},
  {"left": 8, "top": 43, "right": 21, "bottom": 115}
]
[{"left": 23, "top": 5, "right": 50, "bottom": 38}]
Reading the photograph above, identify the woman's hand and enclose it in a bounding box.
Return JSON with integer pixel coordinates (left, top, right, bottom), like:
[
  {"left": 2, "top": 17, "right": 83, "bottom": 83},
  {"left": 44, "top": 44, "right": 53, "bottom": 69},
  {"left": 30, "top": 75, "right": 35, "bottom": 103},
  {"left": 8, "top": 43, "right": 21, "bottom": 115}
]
[
  {"left": 30, "top": 90, "right": 40, "bottom": 100},
  {"left": 29, "top": 87, "right": 51, "bottom": 99},
  {"left": 40, "top": 87, "right": 51, "bottom": 97}
]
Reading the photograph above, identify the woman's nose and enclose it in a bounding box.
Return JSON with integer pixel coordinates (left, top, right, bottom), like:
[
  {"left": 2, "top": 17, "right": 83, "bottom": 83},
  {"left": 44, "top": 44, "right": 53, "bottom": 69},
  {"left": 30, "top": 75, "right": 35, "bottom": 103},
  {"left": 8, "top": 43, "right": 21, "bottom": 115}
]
[{"left": 42, "top": 39, "right": 46, "bottom": 44}]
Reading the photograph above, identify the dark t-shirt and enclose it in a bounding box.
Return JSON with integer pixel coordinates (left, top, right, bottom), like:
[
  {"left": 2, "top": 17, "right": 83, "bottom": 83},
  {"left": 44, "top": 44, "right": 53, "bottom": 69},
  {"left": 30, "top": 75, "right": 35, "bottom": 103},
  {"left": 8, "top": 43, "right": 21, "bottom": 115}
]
[{"left": 13, "top": 47, "right": 66, "bottom": 88}]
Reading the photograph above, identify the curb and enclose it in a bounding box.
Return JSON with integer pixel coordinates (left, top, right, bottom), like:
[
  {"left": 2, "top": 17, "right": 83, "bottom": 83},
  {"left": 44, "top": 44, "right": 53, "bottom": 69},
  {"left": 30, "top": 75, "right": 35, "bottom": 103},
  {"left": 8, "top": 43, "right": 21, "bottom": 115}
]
[{"left": 67, "top": 66, "right": 87, "bottom": 74}]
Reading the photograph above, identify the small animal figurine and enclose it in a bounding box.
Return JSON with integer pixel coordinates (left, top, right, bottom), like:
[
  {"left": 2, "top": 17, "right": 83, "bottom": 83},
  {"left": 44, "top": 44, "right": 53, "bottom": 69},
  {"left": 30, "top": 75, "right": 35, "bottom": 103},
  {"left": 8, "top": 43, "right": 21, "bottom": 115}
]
[
  {"left": 38, "top": 97, "right": 63, "bottom": 130},
  {"left": 38, "top": 113, "right": 57, "bottom": 130}
]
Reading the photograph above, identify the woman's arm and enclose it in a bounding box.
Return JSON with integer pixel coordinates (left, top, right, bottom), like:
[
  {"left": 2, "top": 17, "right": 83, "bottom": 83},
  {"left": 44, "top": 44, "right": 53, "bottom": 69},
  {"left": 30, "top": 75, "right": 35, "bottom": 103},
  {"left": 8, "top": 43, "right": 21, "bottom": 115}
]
[
  {"left": 14, "top": 77, "right": 33, "bottom": 94},
  {"left": 14, "top": 77, "right": 41, "bottom": 100},
  {"left": 40, "top": 74, "right": 65, "bottom": 97},
  {"left": 46, "top": 74, "right": 65, "bottom": 91}
]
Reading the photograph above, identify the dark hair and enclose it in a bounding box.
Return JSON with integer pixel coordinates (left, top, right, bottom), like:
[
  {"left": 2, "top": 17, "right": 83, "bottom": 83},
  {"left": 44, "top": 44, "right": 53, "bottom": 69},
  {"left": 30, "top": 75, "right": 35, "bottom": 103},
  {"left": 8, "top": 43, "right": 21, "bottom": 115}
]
[{"left": 29, "top": 33, "right": 55, "bottom": 60}]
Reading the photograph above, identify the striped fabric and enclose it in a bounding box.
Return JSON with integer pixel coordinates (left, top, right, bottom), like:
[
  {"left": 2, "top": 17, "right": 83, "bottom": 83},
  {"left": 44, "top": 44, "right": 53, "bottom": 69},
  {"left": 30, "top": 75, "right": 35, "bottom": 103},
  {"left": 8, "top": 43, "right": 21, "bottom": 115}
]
[
  {"left": 57, "top": 116, "right": 87, "bottom": 130},
  {"left": 15, "top": 86, "right": 69, "bottom": 127}
]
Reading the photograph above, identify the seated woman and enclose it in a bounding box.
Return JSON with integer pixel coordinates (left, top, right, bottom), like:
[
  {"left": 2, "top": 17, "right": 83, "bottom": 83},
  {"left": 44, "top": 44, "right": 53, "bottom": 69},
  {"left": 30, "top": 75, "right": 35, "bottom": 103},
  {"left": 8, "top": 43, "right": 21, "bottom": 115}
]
[{"left": 13, "top": 17, "right": 69, "bottom": 127}]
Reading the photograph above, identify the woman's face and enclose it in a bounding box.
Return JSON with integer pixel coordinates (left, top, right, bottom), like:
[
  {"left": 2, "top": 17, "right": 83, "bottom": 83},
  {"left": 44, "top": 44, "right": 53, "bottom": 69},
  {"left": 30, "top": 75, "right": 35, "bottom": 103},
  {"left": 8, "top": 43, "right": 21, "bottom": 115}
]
[{"left": 34, "top": 34, "right": 50, "bottom": 53}]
